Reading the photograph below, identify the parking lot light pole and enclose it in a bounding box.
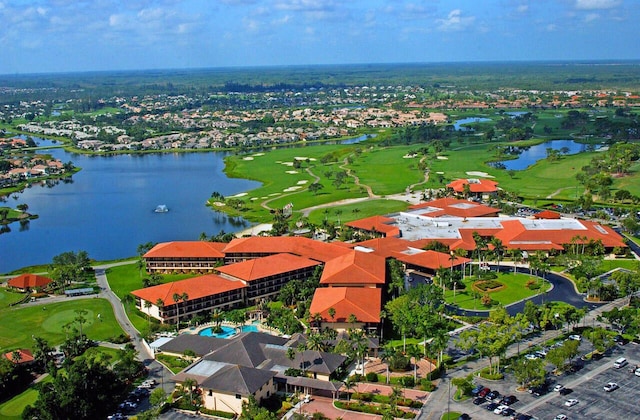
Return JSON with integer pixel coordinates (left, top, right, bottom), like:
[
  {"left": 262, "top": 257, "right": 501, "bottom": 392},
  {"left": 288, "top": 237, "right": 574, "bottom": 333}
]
[{"left": 447, "top": 376, "right": 451, "bottom": 416}]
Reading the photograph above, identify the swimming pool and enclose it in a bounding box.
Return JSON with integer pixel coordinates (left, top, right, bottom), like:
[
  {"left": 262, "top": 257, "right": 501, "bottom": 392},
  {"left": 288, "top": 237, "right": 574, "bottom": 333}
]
[{"left": 198, "top": 324, "right": 259, "bottom": 338}]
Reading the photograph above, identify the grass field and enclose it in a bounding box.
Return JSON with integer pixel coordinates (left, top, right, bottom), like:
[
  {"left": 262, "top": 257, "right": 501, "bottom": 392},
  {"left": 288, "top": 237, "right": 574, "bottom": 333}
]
[
  {"left": 0, "top": 375, "right": 52, "bottom": 419},
  {"left": 0, "top": 299, "right": 123, "bottom": 352},
  {"left": 0, "top": 288, "right": 29, "bottom": 307},
  {"left": 444, "top": 272, "right": 551, "bottom": 310},
  {"left": 307, "top": 199, "right": 410, "bottom": 226}
]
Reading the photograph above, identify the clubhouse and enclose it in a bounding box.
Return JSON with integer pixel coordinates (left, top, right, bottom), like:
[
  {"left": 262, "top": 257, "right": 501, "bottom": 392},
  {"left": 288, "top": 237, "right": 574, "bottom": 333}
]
[{"left": 131, "top": 198, "right": 625, "bottom": 331}]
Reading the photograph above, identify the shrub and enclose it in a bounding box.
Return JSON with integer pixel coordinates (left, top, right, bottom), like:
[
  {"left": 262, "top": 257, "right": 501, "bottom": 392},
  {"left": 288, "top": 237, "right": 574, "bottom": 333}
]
[
  {"left": 420, "top": 378, "right": 435, "bottom": 392},
  {"left": 365, "top": 372, "right": 378, "bottom": 382},
  {"left": 389, "top": 351, "right": 410, "bottom": 372},
  {"left": 399, "top": 376, "right": 415, "bottom": 387}
]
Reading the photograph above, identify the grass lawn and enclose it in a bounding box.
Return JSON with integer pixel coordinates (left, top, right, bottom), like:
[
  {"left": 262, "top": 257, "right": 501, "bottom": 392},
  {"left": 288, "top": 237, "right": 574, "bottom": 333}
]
[
  {"left": 0, "top": 288, "right": 29, "bottom": 306},
  {"left": 307, "top": 199, "right": 410, "bottom": 226},
  {"left": 0, "top": 375, "right": 52, "bottom": 419},
  {"left": 599, "top": 259, "right": 639, "bottom": 272},
  {"left": 0, "top": 299, "right": 124, "bottom": 352},
  {"left": 445, "top": 272, "right": 551, "bottom": 310},
  {"left": 78, "top": 345, "right": 124, "bottom": 364},
  {"left": 105, "top": 263, "right": 195, "bottom": 333}
]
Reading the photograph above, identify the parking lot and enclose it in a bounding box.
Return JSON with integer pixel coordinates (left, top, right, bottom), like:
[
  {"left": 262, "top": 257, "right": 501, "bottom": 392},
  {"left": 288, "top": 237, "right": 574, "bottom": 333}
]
[{"left": 458, "top": 341, "right": 640, "bottom": 420}]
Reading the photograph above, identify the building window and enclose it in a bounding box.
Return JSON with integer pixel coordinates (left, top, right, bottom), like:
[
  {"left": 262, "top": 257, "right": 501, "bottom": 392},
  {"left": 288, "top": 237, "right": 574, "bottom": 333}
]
[
  {"left": 235, "top": 394, "right": 241, "bottom": 399},
  {"left": 208, "top": 390, "right": 213, "bottom": 396}
]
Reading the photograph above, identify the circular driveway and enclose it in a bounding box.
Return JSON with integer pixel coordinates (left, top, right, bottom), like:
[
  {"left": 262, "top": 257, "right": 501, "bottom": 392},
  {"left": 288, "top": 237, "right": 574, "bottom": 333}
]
[{"left": 444, "top": 264, "right": 604, "bottom": 317}]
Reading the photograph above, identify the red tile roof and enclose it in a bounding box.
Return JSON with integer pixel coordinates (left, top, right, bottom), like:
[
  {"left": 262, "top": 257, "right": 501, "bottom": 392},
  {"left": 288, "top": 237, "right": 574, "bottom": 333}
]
[
  {"left": 320, "top": 250, "right": 386, "bottom": 285},
  {"left": 309, "top": 287, "right": 381, "bottom": 323},
  {"left": 131, "top": 274, "right": 245, "bottom": 305},
  {"left": 144, "top": 241, "right": 227, "bottom": 258},
  {"left": 534, "top": 210, "right": 561, "bottom": 219},
  {"left": 344, "top": 215, "right": 400, "bottom": 237},
  {"left": 8, "top": 273, "right": 52, "bottom": 289},
  {"left": 447, "top": 179, "right": 499, "bottom": 193},
  {"left": 223, "top": 236, "right": 351, "bottom": 262},
  {"left": 409, "top": 197, "right": 500, "bottom": 218},
  {"left": 4, "top": 349, "right": 34, "bottom": 364},
  {"left": 393, "top": 250, "right": 470, "bottom": 270},
  {"left": 215, "top": 253, "right": 320, "bottom": 281}
]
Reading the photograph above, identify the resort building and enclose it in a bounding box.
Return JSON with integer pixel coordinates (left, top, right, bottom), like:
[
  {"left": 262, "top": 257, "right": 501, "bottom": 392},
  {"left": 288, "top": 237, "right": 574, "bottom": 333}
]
[
  {"left": 164, "top": 332, "right": 346, "bottom": 415},
  {"left": 446, "top": 178, "right": 499, "bottom": 199},
  {"left": 7, "top": 273, "right": 53, "bottom": 292},
  {"left": 143, "top": 241, "right": 226, "bottom": 273},
  {"left": 215, "top": 253, "right": 321, "bottom": 305}
]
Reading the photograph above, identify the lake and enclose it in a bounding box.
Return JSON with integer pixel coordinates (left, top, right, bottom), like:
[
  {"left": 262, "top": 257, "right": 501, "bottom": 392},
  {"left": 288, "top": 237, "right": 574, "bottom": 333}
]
[
  {"left": 0, "top": 146, "right": 260, "bottom": 273},
  {"left": 492, "top": 139, "right": 599, "bottom": 171}
]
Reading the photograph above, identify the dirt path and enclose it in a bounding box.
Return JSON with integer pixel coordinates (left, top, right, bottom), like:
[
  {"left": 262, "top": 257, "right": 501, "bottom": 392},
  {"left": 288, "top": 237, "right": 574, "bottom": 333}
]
[{"left": 546, "top": 186, "right": 573, "bottom": 199}]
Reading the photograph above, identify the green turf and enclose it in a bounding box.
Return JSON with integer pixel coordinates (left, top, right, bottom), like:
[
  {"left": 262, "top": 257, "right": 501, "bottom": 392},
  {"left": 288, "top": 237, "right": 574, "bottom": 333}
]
[
  {"left": 444, "top": 272, "right": 551, "bottom": 310},
  {"left": 0, "top": 299, "right": 124, "bottom": 352},
  {"left": 0, "top": 288, "right": 29, "bottom": 306},
  {"left": 307, "top": 199, "right": 410, "bottom": 225},
  {"left": 0, "top": 375, "right": 52, "bottom": 419}
]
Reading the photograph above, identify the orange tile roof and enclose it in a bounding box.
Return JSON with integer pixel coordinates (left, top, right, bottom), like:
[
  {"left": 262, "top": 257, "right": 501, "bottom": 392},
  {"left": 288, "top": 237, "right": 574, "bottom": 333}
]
[
  {"left": 131, "top": 274, "right": 245, "bottom": 305},
  {"left": 309, "top": 287, "right": 381, "bottom": 323},
  {"left": 345, "top": 215, "right": 400, "bottom": 236},
  {"left": 215, "top": 253, "right": 320, "bottom": 281},
  {"left": 446, "top": 179, "right": 499, "bottom": 193},
  {"left": 393, "top": 250, "right": 470, "bottom": 270},
  {"left": 409, "top": 198, "right": 500, "bottom": 218},
  {"left": 4, "top": 349, "right": 34, "bottom": 364},
  {"left": 144, "top": 241, "right": 226, "bottom": 258},
  {"left": 494, "top": 219, "right": 626, "bottom": 251},
  {"left": 320, "top": 250, "right": 386, "bottom": 285},
  {"left": 534, "top": 210, "right": 561, "bottom": 219},
  {"left": 223, "top": 236, "right": 351, "bottom": 262},
  {"left": 8, "top": 273, "right": 52, "bottom": 289}
]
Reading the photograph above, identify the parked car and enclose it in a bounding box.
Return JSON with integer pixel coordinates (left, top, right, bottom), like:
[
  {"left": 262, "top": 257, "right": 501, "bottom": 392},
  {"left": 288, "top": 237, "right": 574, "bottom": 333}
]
[
  {"left": 604, "top": 382, "right": 619, "bottom": 392},
  {"left": 500, "top": 395, "right": 517, "bottom": 405},
  {"left": 569, "top": 334, "right": 581, "bottom": 341},
  {"left": 494, "top": 405, "right": 508, "bottom": 415},
  {"left": 525, "top": 353, "right": 539, "bottom": 360},
  {"left": 486, "top": 402, "right": 500, "bottom": 411},
  {"left": 564, "top": 398, "right": 579, "bottom": 407},
  {"left": 554, "top": 415, "right": 568, "bottom": 420},
  {"left": 458, "top": 414, "right": 471, "bottom": 420},
  {"left": 553, "top": 384, "right": 565, "bottom": 392},
  {"left": 501, "top": 408, "right": 516, "bottom": 417},
  {"left": 486, "top": 390, "right": 501, "bottom": 401},
  {"left": 635, "top": 367, "right": 640, "bottom": 377},
  {"left": 559, "top": 388, "right": 573, "bottom": 396},
  {"left": 474, "top": 397, "right": 487, "bottom": 405},
  {"left": 472, "top": 384, "right": 485, "bottom": 396},
  {"left": 478, "top": 387, "right": 491, "bottom": 398}
]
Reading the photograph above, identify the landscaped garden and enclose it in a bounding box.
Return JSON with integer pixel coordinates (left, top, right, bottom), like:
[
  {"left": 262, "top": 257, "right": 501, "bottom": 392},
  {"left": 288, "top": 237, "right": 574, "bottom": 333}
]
[{"left": 443, "top": 271, "right": 551, "bottom": 310}]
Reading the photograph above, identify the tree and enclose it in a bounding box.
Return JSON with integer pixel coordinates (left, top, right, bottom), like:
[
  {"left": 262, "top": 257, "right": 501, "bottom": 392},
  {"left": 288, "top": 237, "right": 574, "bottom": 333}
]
[
  {"left": 240, "top": 395, "right": 276, "bottom": 420},
  {"left": 511, "top": 357, "right": 545, "bottom": 390},
  {"left": 407, "top": 344, "right": 422, "bottom": 382},
  {"left": 23, "top": 357, "right": 126, "bottom": 419},
  {"left": 32, "top": 336, "right": 54, "bottom": 371},
  {"left": 173, "top": 293, "right": 182, "bottom": 330},
  {"left": 308, "top": 182, "right": 324, "bottom": 195}
]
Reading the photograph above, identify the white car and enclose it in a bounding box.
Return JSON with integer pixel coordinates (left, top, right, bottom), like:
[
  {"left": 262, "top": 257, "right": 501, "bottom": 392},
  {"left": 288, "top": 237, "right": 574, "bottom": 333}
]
[
  {"left": 554, "top": 415, "right": 568, "bottom": 420},
  {"left": 564, "top": 399, "right": 579, "bottom": 407},
  {"left": 493, "top": 404, "right": 508, "bottom": 414},
  {"left": 635, "top": 367, "right": 640, "bottom": 377},
  {"left": 603, "top": 382, "right": 619, "bottom": 392},
  {"left": 569, "top": 334, "right": 581, "bottom": 341},
  {"left": 553, "top": 384, "right": 565, "bottom": 392},
  {"left": 525, "top": 353, "right": 538, "bottom": 360}
]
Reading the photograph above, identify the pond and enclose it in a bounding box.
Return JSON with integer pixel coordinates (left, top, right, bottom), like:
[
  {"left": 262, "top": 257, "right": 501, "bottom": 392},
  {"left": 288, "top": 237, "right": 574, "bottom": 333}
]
[
  {"left": 453, "top": 117, "right": 491, "bottom": 131},
  {"left": 491, "top": 139, "right": 600, "bottom": 171}
]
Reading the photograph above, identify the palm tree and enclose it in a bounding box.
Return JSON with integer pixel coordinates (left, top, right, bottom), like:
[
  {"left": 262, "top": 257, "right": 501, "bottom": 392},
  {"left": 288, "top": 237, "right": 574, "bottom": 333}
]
[
  {"left": 343, "top": 377, "right": 357, "bottom": 402},
  {"left": 490, "top": 237, "right": 504, "bottom": 269},
  {"left": 510, "top": 248, "right": 523, "bottom": 273},
  {"left": 408, "top": 345, "right": 422, "bottom": 383},
  {"left": 380, "top": 344, "right": 394, "bottom": 384},
  {"left": 173, "top": 292, "right": 182, "bottom": 330},
  {"left": 144, "top": 300, "right": 152, "bottom": 328},
  {"left": 180, "top": 292, "right": 189, "bottom": 325}
]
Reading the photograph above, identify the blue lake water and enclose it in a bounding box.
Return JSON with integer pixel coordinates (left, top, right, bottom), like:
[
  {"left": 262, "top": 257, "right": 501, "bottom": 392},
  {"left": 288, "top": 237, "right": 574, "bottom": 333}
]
[
  {"left": 0, "top": 145, "right": 259, "bottom": 273},
  {"left": 1, "top": 134, "right": 370, "bottom": 273},
  {"left": 492, "top": 140, "right": 598, "bottom": 171},
  {"left": 454, "top": 117, "right": 491, "bottom": 131}
]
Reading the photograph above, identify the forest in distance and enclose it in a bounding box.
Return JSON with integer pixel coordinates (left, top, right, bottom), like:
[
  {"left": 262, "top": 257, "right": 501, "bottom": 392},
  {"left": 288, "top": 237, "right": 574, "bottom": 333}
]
[{"left": 2, "top": 60, "right": 640, "bottom": 101}]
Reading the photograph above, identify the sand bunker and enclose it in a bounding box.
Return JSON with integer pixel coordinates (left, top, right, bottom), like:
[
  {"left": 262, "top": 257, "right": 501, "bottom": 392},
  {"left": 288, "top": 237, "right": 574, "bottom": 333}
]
[
  {"left": 403, "top": 154, "right": 417, "bottom": 159},
  {"left": 294, "top": 156, "right": 316, "bottom": 161},
  {"left": 436, "top": 171, "right": 445, "bottom": 174},
  {"left": 283, "top": 186, "right": 302, "bottom": 192},
  {"left": 227, "top": 192, "right": 248, "bottom": 198},
  {"left": 297, "top": 180, "right": 309, "bottom": 185},
  {"left": 285, "top": 170, "right": 299, "bottom": 174},
  {"left": 281, "top": 162, "right": 294, "bottom": 166},
  {"left": 436, "top": 156, "right": 448, "bottom": 160},
  {"left": 466, "top": 171, "right": 494, "bottom": 178},
  {"left": 242, "top": 157, "right": 254, "bottom": 161},
  {"left": 253, "top": 153, "right": 265, "bottom": 156}
]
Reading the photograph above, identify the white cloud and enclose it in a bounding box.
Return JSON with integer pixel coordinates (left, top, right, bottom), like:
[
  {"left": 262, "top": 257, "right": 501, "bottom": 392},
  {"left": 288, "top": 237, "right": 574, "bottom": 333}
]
[
  {"left": 436, "top": 9, "right": 475, "bottom": 32},
  {"left": 546, "top": 23, "right": 558, "bottom": 31},
  {"left": 575, "top": 0, "right": 621, "bottom": 10},
  {"left": 584, "top": 12, "right": 600, "bottom": 22},
  {"left": 517, "top": 5, "right": 529, "bottom": 13},
  {"left": 272, "top": 15, "right": 291, "bottom": 25}
]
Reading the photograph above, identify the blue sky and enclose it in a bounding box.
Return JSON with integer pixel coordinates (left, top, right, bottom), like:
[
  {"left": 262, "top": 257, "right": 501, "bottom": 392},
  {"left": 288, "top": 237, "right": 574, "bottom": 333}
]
[{"left": 0, "top": 0, "right": 638, "bottom": 74}]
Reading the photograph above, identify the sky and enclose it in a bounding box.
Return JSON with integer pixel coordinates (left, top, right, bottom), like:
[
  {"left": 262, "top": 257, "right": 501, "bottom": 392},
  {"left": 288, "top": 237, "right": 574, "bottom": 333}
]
[{"left": 0, "top": 0, "right": 638, "bottom": 74}]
